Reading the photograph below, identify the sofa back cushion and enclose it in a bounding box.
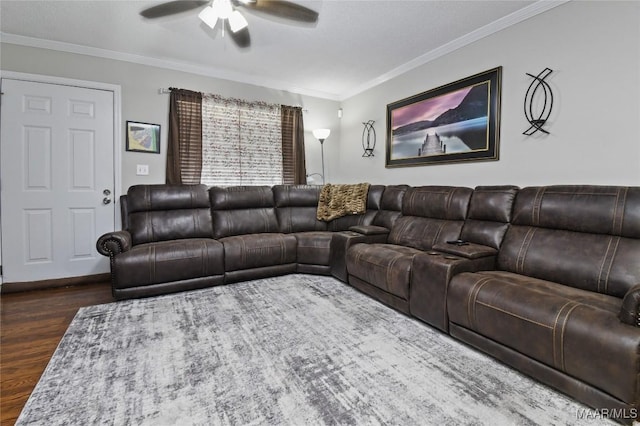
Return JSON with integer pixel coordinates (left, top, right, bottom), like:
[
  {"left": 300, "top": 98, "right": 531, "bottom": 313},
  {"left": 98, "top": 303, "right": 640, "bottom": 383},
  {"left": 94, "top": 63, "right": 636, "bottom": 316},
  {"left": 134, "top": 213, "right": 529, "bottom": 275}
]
[
  {"left": 372, "top": 185, "right": 409, "bottom": 229},
  {"left": 209, "top": 186, "right": 279, "bottom": 238},
  {"left": 273, "top": 185, "right": 327, "bottom": 233},
  {"left": 388, "top": 186, "right": 472, "bottom": 251},
  {"left": 498, "top": 185, "right": 640, "bottom": 298},
  {"left": 126, "top": 184, "right": 213, "bottom": 245},
  {"left": 460, "top": 185, "right": 519, "bottom": 249},
  {"left": 327, "top": 185, "right": 384, "bottom": 231}
]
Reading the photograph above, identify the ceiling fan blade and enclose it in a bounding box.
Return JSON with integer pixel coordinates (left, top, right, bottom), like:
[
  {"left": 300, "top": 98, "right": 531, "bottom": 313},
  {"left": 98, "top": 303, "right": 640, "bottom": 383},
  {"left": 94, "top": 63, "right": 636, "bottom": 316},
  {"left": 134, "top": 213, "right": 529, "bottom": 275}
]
[
  {"left": 227, "top": 20, "right": 251, "bottom": 48},
  {"left": 240, "top": 0, "right": 318, "bottom": 23},
  {"left": 140, "top": 1, "right": 209, "bottom": 19}
]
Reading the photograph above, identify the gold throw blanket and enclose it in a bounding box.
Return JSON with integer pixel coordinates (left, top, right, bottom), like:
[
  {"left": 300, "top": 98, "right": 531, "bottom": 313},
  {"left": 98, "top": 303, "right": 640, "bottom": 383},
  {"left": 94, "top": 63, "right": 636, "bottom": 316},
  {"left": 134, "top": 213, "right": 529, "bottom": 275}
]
[{"left": 316, "top": 183, "right": 371, "bottom": 221}]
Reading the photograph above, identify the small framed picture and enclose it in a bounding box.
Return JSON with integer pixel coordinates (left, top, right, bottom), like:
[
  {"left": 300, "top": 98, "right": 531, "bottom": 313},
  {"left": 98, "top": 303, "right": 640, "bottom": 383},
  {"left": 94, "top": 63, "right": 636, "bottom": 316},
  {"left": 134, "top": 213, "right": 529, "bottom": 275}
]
[{"left": 126, "top": 121, "right": 161, "bottom": 154}]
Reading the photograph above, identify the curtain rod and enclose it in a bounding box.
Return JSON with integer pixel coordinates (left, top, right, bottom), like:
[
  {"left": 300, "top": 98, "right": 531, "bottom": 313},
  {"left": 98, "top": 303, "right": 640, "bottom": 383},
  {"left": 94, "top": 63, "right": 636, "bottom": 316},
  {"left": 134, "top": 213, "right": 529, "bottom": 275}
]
[{"left": 157, "top": 88, "right": 307, "bottom": 111}]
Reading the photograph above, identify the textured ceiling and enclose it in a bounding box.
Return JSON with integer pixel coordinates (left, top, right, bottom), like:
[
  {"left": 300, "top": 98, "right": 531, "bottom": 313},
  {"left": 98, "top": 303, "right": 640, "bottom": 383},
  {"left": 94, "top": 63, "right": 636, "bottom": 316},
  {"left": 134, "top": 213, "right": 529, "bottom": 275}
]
[{"left": 0, "top": 0, "right": 549, "bottom": 100}]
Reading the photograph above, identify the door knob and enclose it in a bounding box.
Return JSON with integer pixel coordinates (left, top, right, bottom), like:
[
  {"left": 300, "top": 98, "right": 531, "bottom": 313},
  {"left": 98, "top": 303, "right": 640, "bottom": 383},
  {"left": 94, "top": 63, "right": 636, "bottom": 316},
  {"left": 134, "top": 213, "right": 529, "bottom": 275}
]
[
  {"left": 103, "top": 197, "right": 112, "bottom": 205},
  {"left": 103, "top": 189, "right": 111, "bottom": 196}
]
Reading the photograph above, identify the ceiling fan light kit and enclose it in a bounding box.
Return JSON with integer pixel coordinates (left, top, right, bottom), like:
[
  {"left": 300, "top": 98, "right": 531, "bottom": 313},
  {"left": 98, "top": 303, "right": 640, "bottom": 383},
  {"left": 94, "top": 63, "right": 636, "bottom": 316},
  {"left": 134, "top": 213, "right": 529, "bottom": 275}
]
[{"left": 199, "top": 0, "right": 247, "bottom": 32}]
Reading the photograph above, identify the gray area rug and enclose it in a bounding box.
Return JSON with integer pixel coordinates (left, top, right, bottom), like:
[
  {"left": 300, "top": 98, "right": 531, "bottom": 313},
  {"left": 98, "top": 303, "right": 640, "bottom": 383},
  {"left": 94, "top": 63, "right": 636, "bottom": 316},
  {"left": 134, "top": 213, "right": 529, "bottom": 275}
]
[{"left": 18, "top": 275, "right": 611, "bottom": 425}]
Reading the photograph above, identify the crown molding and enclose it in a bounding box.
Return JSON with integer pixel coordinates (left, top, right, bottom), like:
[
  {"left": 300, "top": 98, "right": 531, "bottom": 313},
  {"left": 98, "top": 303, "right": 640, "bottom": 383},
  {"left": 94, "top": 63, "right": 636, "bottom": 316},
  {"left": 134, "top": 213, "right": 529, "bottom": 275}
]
[
  {"left": 0, "top": 32, "right": 342, "bottom": 101},
  {"left": 338, "top": 0, "right": 570, "bottom": 101}
]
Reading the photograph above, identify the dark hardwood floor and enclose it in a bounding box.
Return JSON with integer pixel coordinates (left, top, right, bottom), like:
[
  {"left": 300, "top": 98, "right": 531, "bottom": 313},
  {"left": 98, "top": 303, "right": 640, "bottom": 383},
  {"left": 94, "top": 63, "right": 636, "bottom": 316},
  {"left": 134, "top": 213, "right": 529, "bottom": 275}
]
[{"left": 1, "top": 282, "right": 113, "bottom": 425}]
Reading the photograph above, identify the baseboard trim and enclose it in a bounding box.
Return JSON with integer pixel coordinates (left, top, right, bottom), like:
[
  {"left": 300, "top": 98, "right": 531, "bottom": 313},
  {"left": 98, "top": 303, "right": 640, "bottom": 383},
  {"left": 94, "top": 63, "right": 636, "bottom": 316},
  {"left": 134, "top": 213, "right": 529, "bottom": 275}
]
[{"left": 1, "top": 273, "right": 111, "bottom": 293}]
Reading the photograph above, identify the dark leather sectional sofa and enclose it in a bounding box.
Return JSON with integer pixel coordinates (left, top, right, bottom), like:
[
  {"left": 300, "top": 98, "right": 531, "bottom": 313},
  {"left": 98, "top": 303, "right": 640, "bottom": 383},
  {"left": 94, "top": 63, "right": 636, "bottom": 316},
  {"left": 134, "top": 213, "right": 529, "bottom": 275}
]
[{"left": 97, "top": 183, "right": 640, "bottom": 423}]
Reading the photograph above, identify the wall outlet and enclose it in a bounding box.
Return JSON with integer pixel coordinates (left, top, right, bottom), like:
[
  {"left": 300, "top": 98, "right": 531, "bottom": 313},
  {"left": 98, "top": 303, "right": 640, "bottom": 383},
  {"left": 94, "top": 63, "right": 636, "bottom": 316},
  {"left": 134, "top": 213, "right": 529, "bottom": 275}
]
[{"left": 136, "top": 164, "right": 149, "bottom": 176}]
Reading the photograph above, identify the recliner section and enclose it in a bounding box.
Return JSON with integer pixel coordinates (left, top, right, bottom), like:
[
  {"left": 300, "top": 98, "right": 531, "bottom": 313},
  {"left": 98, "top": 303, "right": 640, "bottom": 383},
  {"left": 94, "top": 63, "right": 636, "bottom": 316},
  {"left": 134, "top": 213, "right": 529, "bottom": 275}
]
[
  {"left": 447, "top": 186, "right": 640, "bottom": 415},
  {"left": 346, "top": 186, "right": 473, "bottom": 314},
  {"left": 408, "top": 185, "right": 518, "bottom": 332},
  {"left": 332, "top": 184, "right": 407, "bottom": 282},
  {"left": 210, "top": 186, "right": 298, "bottom": 283},
  {"left": 99, "top": 184, "right": 225, "bottom": 300}
]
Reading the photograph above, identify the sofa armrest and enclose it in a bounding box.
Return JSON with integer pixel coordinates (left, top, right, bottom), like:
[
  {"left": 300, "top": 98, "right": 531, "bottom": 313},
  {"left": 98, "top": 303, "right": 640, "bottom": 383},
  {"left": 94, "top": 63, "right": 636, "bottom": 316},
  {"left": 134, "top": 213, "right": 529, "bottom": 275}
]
[
  {"left": 432, "top": 241, "right": 497, "bottom": 259},
  {"left": 96, "top": 231, "right": 132, "bottom": 257},
  {"left": 349, "top": 225, "right": 390, "bottom": 236},
  {"left": 619, "top": 284, "right": 640, "bottom": 327},
  {"left": 330, "top": 231, "right": 367, "bottom": 282}
]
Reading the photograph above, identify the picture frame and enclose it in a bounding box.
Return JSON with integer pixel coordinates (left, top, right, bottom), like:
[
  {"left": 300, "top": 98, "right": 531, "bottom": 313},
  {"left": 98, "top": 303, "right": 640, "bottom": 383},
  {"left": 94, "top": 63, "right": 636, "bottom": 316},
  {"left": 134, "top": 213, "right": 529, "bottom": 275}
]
[
  {"left": 386, "top": 67, "right": 502, "bottom": 167},
  {"left": 126, "top": 121, "right": 161, "bottom": 154}
]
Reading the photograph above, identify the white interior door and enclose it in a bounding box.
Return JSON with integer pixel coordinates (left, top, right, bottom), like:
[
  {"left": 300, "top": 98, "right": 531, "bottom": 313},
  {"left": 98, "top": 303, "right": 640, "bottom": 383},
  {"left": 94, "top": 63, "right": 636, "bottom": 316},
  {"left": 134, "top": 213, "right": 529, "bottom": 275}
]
[{"left": 0, "top": 78, "right": 115, "bottom": 283}]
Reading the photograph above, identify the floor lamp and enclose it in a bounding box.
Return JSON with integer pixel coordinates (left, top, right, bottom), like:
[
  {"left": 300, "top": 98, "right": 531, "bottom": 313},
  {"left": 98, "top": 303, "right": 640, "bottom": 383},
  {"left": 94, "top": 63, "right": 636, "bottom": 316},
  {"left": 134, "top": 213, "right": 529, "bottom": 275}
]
[{"left": 312, "top": 128, "right": 330, "bottom": 184}]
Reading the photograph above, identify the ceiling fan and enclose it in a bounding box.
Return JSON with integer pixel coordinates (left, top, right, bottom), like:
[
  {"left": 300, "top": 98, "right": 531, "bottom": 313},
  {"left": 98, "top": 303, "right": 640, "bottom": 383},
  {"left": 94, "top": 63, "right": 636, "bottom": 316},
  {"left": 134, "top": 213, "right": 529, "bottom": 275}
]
[{"left": 140, "top": 0, "right": 319, "bottom": 47}]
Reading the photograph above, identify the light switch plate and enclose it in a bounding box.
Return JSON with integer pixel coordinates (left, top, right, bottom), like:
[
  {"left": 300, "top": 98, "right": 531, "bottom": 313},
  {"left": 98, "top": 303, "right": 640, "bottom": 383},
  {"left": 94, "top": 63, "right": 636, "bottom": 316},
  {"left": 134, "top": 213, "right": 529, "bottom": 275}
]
[{"left": 136, "top": 164, "right": 149, "bottom": 176}]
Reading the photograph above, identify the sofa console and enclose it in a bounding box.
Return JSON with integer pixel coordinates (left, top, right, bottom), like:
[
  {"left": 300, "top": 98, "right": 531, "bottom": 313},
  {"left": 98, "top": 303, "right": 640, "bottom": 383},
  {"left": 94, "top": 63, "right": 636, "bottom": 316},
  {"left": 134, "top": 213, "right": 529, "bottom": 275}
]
[{"left": 97, "top": 183, "right": 640, "bottom": 424}]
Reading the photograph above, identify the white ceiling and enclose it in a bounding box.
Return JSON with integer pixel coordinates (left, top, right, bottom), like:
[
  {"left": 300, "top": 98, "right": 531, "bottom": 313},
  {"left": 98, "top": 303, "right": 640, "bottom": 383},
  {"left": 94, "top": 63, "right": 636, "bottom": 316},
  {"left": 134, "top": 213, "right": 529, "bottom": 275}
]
[{"left": 0, "top": 0, "right": 560, "bottom": 100}]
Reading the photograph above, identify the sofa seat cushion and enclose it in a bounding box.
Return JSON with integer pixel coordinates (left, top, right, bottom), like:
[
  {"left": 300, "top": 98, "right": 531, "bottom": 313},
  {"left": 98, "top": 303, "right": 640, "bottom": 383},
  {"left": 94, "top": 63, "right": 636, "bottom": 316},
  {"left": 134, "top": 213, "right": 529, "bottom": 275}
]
[
  {"left": 346, "top": 243, "right": 424, "bottom": 300},
  {"left": 113, "top": 238, "right": 224, "bottom": 289},
  {"left": 220, "top": 233, "right": 296, "bottom": 272},
  {"left": 293, "top": 232, "right": 333, "bottom": 266},
  {"left": 448, "top": 270, "right": 640, "bottom": 404}
]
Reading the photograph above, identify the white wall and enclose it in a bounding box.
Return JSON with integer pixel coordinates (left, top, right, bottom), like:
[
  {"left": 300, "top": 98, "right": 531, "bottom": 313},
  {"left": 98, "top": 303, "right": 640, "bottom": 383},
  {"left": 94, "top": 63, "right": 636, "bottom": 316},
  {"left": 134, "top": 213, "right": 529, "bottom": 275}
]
[
  {"left": 0, "top": 43, "right": 341, "bottom": 192},
  {"left": 333, "top": 1, "right": 640, "bottom": 187}
]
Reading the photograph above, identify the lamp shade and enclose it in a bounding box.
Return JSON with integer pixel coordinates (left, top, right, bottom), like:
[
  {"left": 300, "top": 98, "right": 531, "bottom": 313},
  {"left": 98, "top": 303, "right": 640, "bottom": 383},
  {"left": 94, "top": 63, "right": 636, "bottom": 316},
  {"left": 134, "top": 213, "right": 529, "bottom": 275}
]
[{"left": 313, "top": 129, "right": 331, "bottom": 140}]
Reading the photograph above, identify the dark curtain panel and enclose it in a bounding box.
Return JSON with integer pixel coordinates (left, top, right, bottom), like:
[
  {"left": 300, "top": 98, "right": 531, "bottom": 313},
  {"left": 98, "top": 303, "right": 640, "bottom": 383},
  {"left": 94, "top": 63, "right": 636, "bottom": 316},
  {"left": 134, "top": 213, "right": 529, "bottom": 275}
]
[
  {"left": 281, "top": 106, "right": 306, "bottom": 184},
  {"left": 166, "top": 89, "right": 203, "bottom": 184}
]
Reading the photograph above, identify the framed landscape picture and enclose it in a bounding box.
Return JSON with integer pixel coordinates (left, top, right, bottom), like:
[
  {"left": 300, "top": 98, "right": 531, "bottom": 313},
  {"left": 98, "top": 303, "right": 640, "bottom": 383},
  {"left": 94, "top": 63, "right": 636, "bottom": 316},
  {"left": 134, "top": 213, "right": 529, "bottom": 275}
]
[
  {"left": 126, "top": 121, "right": 161, "bottom": 154},
  {"left": 386, "top": 67, "right": 502, "bottom": 167}
]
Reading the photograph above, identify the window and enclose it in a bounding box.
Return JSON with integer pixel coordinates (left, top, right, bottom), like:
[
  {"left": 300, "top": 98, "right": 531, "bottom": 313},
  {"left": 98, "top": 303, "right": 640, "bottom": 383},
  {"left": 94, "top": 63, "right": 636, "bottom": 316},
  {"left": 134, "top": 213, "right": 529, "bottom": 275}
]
[
  {"left": 167, "top": 90, "right": 306, "bottom": 186},
  {"left": 201, "top": 95, "right": 283, "bottom": 186}
]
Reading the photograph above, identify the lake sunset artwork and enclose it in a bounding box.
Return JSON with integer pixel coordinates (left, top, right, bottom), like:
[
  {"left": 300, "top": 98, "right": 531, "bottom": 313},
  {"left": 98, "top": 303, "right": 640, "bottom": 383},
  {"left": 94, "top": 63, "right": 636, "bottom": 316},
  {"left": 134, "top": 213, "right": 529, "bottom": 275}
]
[
  {"left": 390, "top": 83, "right": 489, "bottom": 160},
  {"left": 385, "top": 67, "right": 501, "bottom": 167}
]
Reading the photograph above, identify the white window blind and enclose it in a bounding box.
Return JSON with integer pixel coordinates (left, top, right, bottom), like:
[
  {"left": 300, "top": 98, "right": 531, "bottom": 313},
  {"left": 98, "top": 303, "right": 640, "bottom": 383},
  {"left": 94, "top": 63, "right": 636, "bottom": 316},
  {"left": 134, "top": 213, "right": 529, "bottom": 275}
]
[{"left": 201, "top": 95, "right": 283, "bottom": 186}]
